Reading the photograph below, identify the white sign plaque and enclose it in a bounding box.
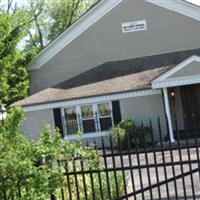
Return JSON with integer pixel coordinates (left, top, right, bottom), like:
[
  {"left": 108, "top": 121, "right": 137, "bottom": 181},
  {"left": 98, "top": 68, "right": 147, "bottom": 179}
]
[{"left": 122, "top": 20, "right": 147, "bottom": 33}]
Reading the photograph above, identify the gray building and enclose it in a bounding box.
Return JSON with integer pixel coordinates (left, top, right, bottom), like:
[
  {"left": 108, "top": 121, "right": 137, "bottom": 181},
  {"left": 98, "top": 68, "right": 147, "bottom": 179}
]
[{"left": 14, "top": 0, "right": 200, "bottom": 145}]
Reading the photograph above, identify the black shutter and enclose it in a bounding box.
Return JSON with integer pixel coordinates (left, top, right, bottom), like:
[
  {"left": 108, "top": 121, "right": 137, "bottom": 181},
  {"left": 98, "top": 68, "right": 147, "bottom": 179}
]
[
  {"left": 112, "top": 100, "right": 122, "bottom": 125},
  {"left": 53, "top": 108, "right": 64, "bottom": 137}
]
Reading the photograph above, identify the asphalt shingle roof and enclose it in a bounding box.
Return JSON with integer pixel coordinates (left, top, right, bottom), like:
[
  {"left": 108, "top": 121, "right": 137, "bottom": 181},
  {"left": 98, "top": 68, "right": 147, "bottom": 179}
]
[
  {"left": 13, "top": 48, "right": 200, "bottom": 107},
  {"left": 13, "top": 66, "right": 170, "bottom": 107}
]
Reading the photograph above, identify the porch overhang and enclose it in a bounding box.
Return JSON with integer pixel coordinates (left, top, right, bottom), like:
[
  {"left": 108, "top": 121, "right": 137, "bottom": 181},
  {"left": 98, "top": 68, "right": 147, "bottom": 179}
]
[
  {"left": 152, "top": 75, "right": 200, "bottom": 88},
  {"left": 151, "top": 55, "right": 200, "bottom": 143},
  {"left": 151, "top": 55, "right": 200, "bottom": 89}
]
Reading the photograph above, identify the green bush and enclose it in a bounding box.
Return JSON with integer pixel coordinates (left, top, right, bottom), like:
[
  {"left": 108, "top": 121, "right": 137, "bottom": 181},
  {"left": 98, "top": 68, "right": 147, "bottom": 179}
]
[
  {"left": 111, "top": 119, "right": 135, "bottom": 148},
  {"left": 111, "top": 119, "right": 151, "bottom": 149},
  {"left": 0, "top": 107, "right": 125, "bottom": 200},
  {"left": 56, "top": 171, "right": 125, "bottom": 200}
]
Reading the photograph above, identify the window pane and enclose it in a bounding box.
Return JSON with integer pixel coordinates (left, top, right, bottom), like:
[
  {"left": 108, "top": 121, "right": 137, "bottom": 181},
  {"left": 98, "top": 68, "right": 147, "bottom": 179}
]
[
  {"left": 65, "top": 107, "right": 78, "bottom": 135},
  {"left": 81, "top": 105, "right": 93, "bottom": 119},
  {"left": 100, "top": 117, "right": 112, "bottom": 131},
  {"left": 65, "top": 107, "right": 77, "bottom": 120},
  {"left": 98, "top": 103, "right": 111, "bottom": 117},
  {"left": 83, "top": 120, "right": 96, "bottom": 133},
  {"left": 81, "top": 105, "right": 95, "bottom": 133}
]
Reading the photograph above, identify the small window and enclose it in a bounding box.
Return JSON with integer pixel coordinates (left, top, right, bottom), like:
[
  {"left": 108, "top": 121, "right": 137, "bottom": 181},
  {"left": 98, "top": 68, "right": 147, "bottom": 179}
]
[
  {"left": 81, "top": 105, "right": 96, "bottom": 133},
  {"left": 98, "top": 103, "right": 112, "bottom": 131},
  {"left": 64, "top": 107, "right": 78, "bottom": 135}
]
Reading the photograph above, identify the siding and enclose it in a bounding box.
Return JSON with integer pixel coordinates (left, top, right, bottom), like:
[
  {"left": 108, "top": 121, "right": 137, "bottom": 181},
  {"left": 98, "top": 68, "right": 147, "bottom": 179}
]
[
  {"left": 170, "top": 61, "right": 200, "bottom": 78},
  {"left": 22, "top": 109, "right": 55, "bottom": 140},
  {"left": 30, "top": 0, "right": 200, "bottom": 94},
  {"left": 120, "top": 94, "right": 166, "bottom": 140}
]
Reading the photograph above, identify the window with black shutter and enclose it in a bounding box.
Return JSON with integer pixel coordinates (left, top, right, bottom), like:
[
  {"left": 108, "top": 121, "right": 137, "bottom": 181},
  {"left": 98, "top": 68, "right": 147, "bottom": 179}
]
[
  {"left": 61, "top": 101, "right": 115, "bottom": 136},
  {"left": 53, "top": 108, "right": 64, "bottom": 137},
  {"left": 64, "top": 107, "right": 78, "bottom": 135},
  {"left": 112, "top": 100, "right": 122, "bottom": 125},
  {"left": 98, "top": 103, "right": 112, "bottom": 131}
]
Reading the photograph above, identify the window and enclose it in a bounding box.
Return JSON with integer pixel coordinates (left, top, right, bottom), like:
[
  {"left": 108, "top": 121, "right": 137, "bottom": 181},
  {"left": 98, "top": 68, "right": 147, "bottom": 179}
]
[
  {"left": 81, "top": 105, "right": 96, "bottom": 133},
  {"left": 98, "top": 103, "right": 113, "bottom": 131},
  {"left": 64, "top": 107, "right": 78, "bottom": 135},
  {"left": 62, "top": 102, "right": 113, "bottom": 136}
]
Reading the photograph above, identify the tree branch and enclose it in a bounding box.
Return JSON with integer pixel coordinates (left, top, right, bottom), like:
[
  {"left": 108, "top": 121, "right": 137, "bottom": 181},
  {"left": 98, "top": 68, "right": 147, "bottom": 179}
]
[
  {"left": 28, "top": 30, "right": 38, "bottom": 49},
  {"left": 34, "top": 15, "right": 44, "bottom": 50},
  {"left": 67, "top": 0, "right": 81, "bottom": 27}
]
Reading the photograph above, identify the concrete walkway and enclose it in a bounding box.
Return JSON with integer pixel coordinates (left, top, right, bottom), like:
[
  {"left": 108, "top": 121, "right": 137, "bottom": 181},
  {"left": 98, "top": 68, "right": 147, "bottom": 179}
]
[{"left": 106, "top": 148, "right": 200, "bottom": 199}]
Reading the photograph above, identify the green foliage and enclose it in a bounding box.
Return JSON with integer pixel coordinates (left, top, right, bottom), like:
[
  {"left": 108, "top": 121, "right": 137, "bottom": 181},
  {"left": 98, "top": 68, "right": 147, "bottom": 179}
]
[
  {"left": 111, "top": 119, "right": 136, "bottom": 148},
  {"left": 0, "top": 108, "right": 124, "bottom": 199},
  {"left": 111, "top": 119, "right": 151, "bottom": 148},
  {"left": 47, "top": 0, "right": 97, "bottom": 41},
  {"left": 25, "top": 0, "right": 98, "bottom": 51},
  {"left": 59, "top": 171, "right": 124, "bottom": 200},
  {"left": 0, "top": 0, "right": 98, "bottom": 106},
  {"left": 0, "top": 108, "right": 96, "bottom": 199},
  {"left": 0, "top": 11, "right": 30, "bottom": 105}
]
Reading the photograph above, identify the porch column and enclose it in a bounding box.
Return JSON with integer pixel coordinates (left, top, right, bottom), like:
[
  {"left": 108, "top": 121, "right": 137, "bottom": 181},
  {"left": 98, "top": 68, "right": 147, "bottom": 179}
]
[{"left": 163, "top": 88, "right": 175, "bottom": 143}]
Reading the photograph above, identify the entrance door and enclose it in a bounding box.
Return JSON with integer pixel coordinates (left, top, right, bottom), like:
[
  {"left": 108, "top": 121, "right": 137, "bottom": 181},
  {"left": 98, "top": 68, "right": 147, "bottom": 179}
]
[{"left": 180, "top": 85, "right": 200, "bottom": 130}]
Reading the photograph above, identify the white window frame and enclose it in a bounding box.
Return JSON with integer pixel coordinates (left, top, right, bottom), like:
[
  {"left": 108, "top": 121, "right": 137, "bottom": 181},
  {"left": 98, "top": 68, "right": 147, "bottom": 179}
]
[
  {"left": 96, "top": 102, "right": 114, "bottom": 132},
  {"left": 61, "top": 102, "right": 113, "bottom": 139},
  {"left": 62, "top": 106, "right": 80, "bottom": 136}
]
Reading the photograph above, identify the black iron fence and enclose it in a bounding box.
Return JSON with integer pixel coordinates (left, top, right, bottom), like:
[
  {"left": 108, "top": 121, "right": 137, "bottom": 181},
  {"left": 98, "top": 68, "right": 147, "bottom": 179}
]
[{"left": 1, "top": 115, "right": 200, "bottom": 200}]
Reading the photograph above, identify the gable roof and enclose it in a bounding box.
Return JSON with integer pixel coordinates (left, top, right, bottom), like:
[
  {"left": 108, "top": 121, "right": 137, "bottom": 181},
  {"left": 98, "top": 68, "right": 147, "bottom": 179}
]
[
  {"left": 152, "top": 55, "right": 200, "bottom": 88},
  {"left": 147, "top": 0, "right": 200, "bottom": 21},
  {"left": 152, "top": 55, "right": 200, "bottom": 82},
  {"left": 53, "top": 48, "right": 200, "bottom": 89},
  {"left": 13, "top": 48, "right": 200, "bottom": 107},
  {"left": 29, "top": 0, "right": 200, "bottom": 71},
  {"left": 13, "top": 66, "right": 169, "bottom": 107}
]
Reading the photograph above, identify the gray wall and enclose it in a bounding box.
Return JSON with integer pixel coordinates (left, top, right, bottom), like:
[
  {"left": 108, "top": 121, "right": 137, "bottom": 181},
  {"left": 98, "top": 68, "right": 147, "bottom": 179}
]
[
  {"left": 22, "top": 108, "right": 109, "bottom": 147},
  {"left": 120, "top": 94, "right": 167, "bottom": 140},
  {"left": 22, "top": 109, "right": 55, "bottom": 140},
  {"left": 30, "top": 0, "right": 200, "bottom": 94},
  {"left": 170, "top": 61, "right": 200, "bottom": 78}
]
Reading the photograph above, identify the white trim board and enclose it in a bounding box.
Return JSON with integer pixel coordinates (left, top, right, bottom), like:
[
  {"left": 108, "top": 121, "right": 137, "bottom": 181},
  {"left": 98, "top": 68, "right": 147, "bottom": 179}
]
[
  {"left": 152, "top": 75, "right": 200, "bottom": 89},
  {"left": 29, "top": 0, "right": 200, "bottom": 71},
  {"left": 152, "top": 55, "right": 200, "bottom": 88},
  {"left": 22, "top": 89, "right": 161, "bottom": 112},
  {"left": 29, "top": 0, "right": 122, "bottom": 70},
  {"left": 65, "top": 131, "right": 109, "bottom": 140},
  {"left": 146, "top": 0, "right": 200, "bottom": 22}
]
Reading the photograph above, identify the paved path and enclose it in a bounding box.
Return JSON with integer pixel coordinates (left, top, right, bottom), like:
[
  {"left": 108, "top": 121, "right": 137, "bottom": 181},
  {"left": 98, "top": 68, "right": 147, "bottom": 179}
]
[{"left": 106, "top": 148, "right": 200, "bottom": 199}]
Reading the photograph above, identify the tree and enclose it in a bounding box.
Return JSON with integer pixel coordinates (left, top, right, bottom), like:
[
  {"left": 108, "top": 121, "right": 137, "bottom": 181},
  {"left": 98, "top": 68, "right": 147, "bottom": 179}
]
[
  {"left": 27, "top": 0, "right": 98, "bottom": 51},
  {"left": 0, "top": 107, "right": 99, "bottom": 199},
  {"left": 47, "top": 0, "right": 97, "bottom": 41},
  {"left": 0, "top": 11, "right": 30, "bottom": 105},
  {"left": 0, "top": 0, "right": 98, "bottom": 106},
  {"left": 0, "top": 1, "right": 42, "bottom": 105}
]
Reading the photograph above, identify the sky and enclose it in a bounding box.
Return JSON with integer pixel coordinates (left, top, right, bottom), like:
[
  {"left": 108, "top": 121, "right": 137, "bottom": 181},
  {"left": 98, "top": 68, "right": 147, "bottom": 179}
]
[{"left": 186, "top": 0, "right": 200, "bottom": 6}]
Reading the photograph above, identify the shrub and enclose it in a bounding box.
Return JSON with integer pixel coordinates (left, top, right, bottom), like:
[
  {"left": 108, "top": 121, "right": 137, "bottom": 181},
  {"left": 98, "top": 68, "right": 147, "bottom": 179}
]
[
  {"left": 111, "top": 119, "right": 151, "bottom": 149},
  {"left": 0, "top": 107, "right": 124, "bottom": 199},
  {"left": 56, "top": 171, "right": 125, "bottom": 200},
  {"left": 111, "top": 119, "right": 136, "bottom": 149}
]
